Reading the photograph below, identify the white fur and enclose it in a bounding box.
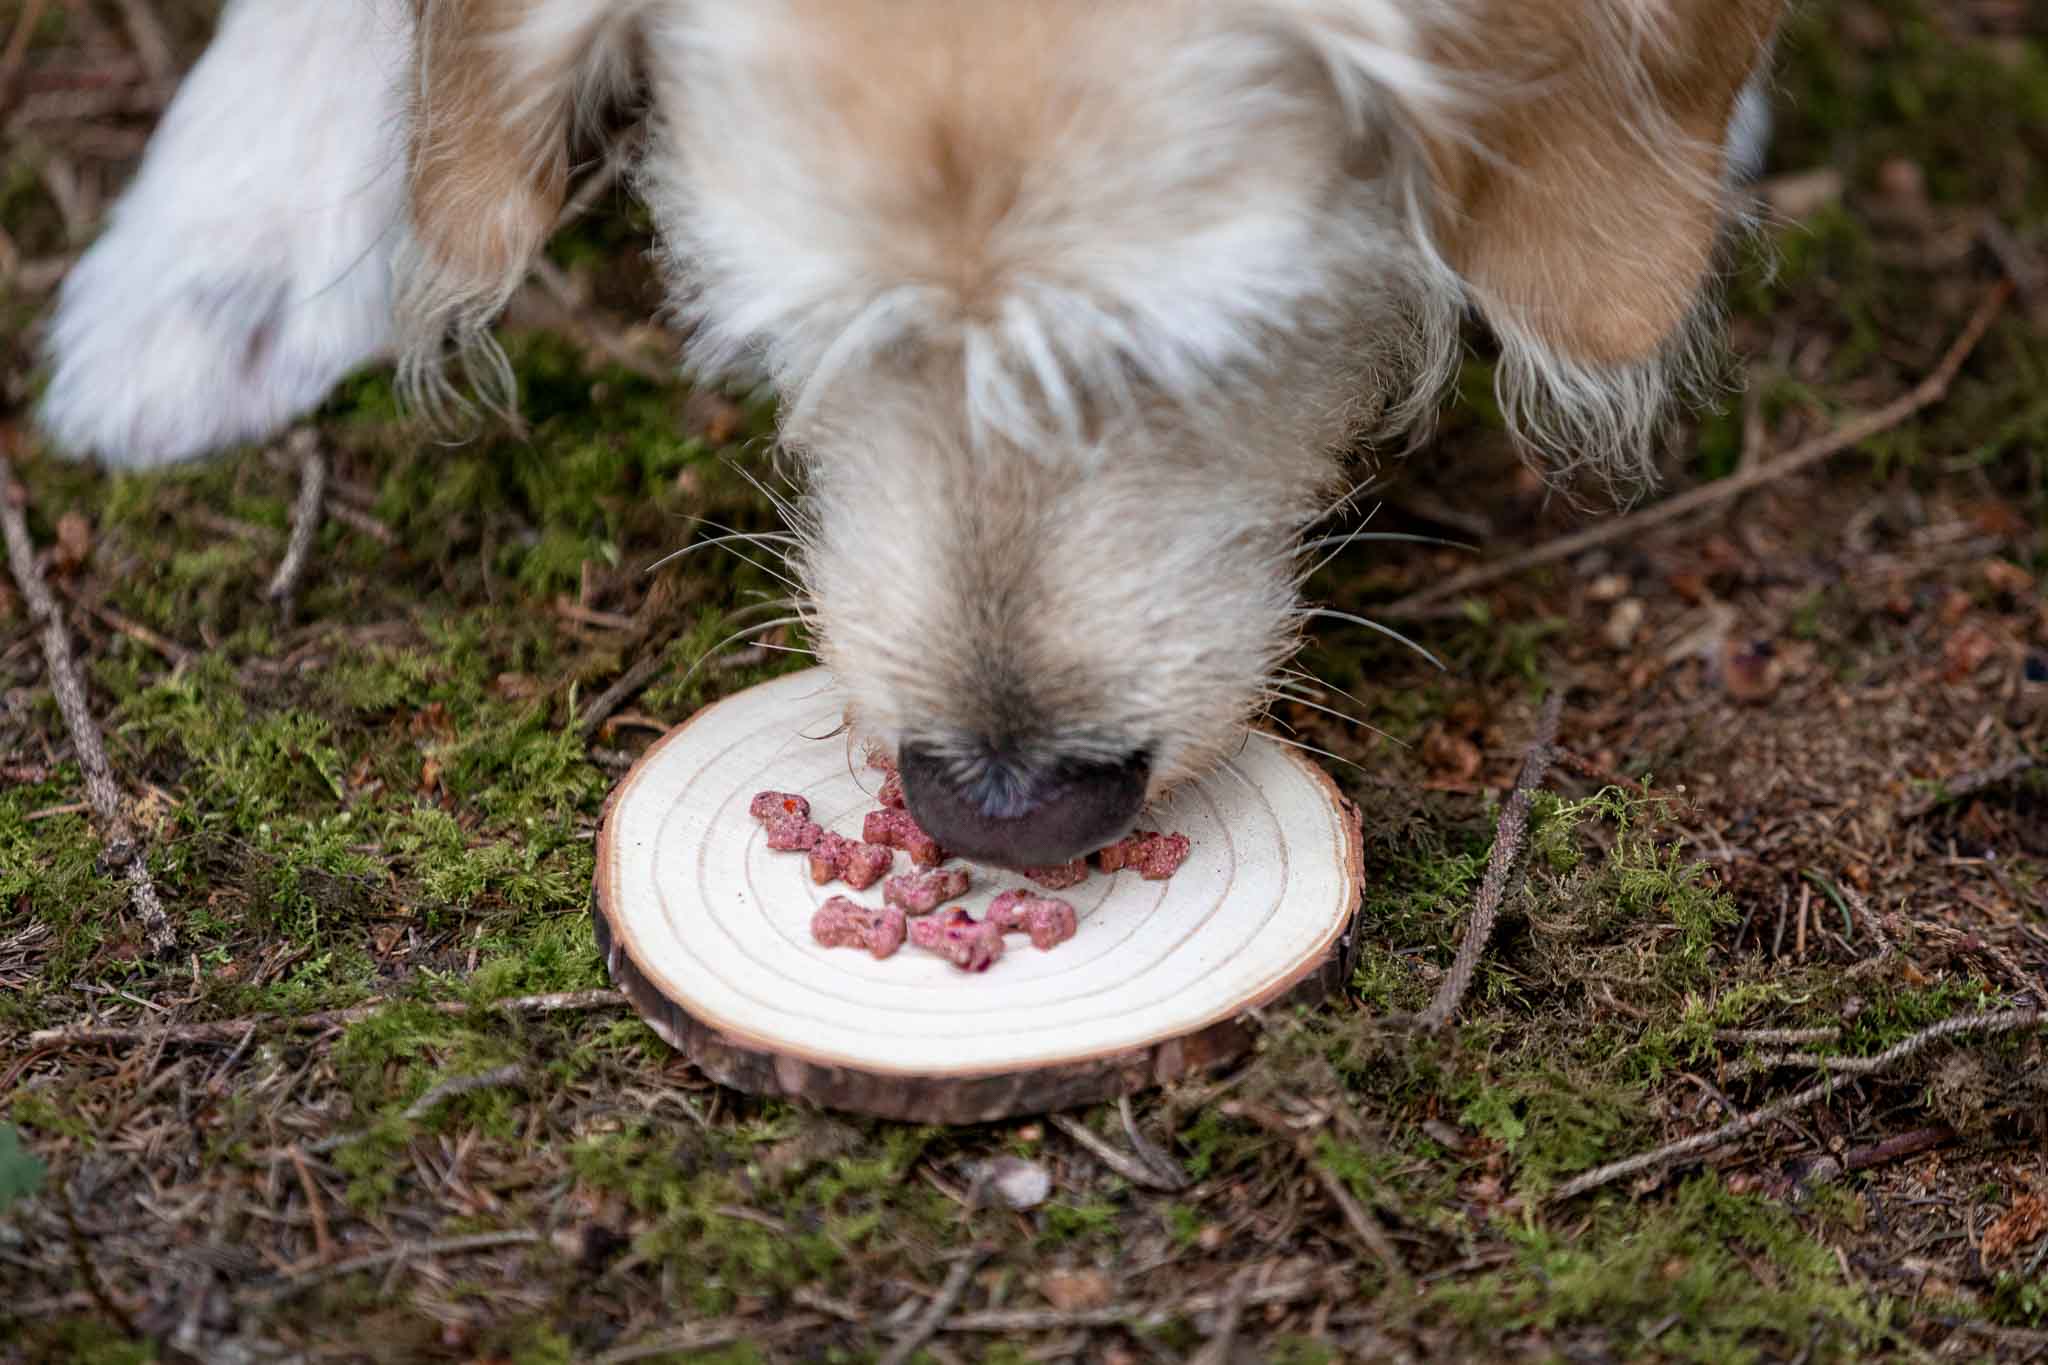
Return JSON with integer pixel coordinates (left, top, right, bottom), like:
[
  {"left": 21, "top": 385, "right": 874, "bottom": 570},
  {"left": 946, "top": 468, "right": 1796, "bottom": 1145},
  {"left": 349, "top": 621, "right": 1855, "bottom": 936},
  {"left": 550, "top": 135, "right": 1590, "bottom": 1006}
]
[
  {"left": 39, "top": 0, "right": 412, "bottom": 468},
  {"left": 33, "top": 0, "right": 1782, "bottom": 836}
]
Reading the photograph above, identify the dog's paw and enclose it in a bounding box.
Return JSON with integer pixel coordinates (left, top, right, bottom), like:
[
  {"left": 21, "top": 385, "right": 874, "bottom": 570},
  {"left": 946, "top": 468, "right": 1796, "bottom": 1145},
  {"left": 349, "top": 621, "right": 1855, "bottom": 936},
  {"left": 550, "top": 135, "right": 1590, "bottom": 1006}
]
[{"left": 36, "top": 0, "right": 411, "bottom": 468}]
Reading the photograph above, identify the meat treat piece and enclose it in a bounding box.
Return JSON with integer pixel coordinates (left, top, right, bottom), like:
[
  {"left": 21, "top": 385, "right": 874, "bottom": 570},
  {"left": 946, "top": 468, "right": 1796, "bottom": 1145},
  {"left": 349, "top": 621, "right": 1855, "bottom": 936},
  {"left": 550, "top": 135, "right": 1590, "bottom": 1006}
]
[
  {"left": 883, "top": 867, "right": 970, "bottom": 915},
  {"left": 1094, "top": 831, "right": 1192, "bottom": 880},
  {"left": 863, "top": 808, "right": 944, "bottom": 867},
  {"left": 863, "top": 742, "right": 896, "bottom": 775},
  {"left": 908, "top": 907, "right": 1005, "bottom": 972},
  {"left": 810, "top": 896, "right": 907, "bottom": 959},
  {"left": 987, "top": 889, "right": 1078, "bottom": 951},
  {"left": 1019, "top": 860, "right": 1089, "bottom": 890},
  {"left": 875, "top": 772, "right": 905, "bottom": 808},
  {"left": 764, "top": 814, "right": 822, "bottom": 851},
  {"left": 807, "top": 832, "right": 896, "bottom": 889},
  {"left": 750, "top": 791, "right": 811, "bottom": 823}
]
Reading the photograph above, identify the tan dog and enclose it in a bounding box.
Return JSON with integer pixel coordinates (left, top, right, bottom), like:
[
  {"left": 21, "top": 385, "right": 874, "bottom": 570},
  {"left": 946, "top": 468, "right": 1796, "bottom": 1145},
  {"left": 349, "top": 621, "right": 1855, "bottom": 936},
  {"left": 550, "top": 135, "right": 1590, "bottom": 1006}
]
[{"left": 38, "top": 0, "right": 1782, "bottom": 865}]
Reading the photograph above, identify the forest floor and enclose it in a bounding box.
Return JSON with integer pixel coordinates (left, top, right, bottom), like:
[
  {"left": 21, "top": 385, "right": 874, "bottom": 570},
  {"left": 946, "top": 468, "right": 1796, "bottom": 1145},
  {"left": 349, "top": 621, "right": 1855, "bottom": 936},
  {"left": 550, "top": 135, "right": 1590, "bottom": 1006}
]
[{"left": 2, "top": 1, "right": 2045, "bottom": 1361}]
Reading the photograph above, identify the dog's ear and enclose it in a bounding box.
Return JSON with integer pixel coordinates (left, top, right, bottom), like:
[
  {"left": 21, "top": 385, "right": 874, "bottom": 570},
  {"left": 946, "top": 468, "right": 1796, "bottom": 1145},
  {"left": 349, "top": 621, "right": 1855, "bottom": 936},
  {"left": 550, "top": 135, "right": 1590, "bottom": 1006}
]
[
  {"left": 1418, "top": 0, "right": 1780, "bottom": 365},
  {"left": 399, "top": 0, "right": 641, "bottom": 415},
  {"left": 1278, "top": 0, "right": 1781, "bottom": 475}
]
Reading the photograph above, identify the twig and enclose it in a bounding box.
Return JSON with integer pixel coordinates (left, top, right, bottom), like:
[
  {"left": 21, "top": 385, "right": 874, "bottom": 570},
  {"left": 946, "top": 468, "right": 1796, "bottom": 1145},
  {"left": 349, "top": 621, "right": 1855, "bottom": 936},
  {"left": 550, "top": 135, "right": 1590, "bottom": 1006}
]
[
  {"left": 577, "top": 646, "right": 675, "bottom": 741},
  {"left": 590, "top": 1315, "right": 825, "bottom": 1365},
  {"left": 2, "top": 443, "right": 174, "bottom": 953},
  {"left": 1554, "top": 1006, "right": 2043, "bottom": 1200},
  {"left": 939, "top": 1274, "right": 1336, "bottom": 1333},
  {"left": 324, "top": 498, "right": 396, "bottom": 546},
  {"left": 286, "top": 1145, "right": 335, "bottom": 1263},
  {"left": 881, "top": 1248, "right": 991, "bottom": 1365},
  {"left": 1050, "top": 1113, "right": 1187, "bottom": 1192},
  {"left": 400, "top": 1063, "right": 528, "bottom": 1122},
  {"left": 1379, "top": 281, "right": 2014, "bottom": 619},
  {"left": 23, "top": 989, "right": 627, "bottom": 1049},
  {"left": 1714, "top": 1027, "right": 1840, "bottom": 1046},
  {"left": 1118, "top": 1095, "right": 1190, "bottom": 1191},
  {"left": 1899, "top": 755, "right": 2040, "bottom": 820},
  {"left": 251, "top": 1230, "right": 540, "bottom": 1300},
  {"left": 1230, "top": 1103, "right": 1410, "bottom": 1288},
  {"left": 0, "top": 0, "right": 49, "bottom": 117},
  {"left": 60, "top": 587, "right": 194, "bottom": 669},
  {"left": 1187, "top": 1267, "right": 1258, "bottom": 1365},
  {"left": 266, "top": 431, "right": 326, "bottom": 627},
  {"left": 1419, "top": 692, "right": 1564, "bottom": 1029}
]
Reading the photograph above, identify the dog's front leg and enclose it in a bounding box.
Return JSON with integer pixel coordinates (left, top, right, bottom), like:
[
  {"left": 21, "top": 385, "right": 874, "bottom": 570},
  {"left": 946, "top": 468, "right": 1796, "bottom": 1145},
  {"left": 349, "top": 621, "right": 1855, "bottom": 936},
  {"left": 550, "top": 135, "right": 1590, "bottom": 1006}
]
[{"left": 38, "top": 0, "right": 412, "bottom": 469}]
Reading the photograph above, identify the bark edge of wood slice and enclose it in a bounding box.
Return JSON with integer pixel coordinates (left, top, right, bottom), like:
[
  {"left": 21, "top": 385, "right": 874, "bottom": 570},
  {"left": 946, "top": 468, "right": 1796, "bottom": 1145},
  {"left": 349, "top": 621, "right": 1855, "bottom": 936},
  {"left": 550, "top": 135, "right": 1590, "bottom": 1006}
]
[{"left": 592, "top": 668, "right": 1366, "bottom": 1124}]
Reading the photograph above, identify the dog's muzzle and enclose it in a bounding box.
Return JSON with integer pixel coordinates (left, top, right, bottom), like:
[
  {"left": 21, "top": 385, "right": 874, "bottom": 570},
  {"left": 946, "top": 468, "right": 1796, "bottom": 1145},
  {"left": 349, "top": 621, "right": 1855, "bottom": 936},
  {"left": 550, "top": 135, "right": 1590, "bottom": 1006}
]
[{"left": 897, "top": 743, "right": 1149, "bottom": 868}]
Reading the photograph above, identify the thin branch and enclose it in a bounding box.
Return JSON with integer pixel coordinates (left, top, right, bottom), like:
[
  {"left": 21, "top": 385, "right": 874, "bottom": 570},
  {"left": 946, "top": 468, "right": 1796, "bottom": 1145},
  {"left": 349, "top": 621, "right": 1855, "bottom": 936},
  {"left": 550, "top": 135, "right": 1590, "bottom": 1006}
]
[
  {"left": 1379, "top": 281, "right": 2014, "bottom": 619},
  {"left": 1050, "top": 1113, "right": 1188, "bottom": 1192},
  {"left": 24, "top": 989, "right": 627, "bottom": 1050},
  {"left": 880, "top": 1248, "right": 991, "bottom": 1365},
  {"left": 1418, "top": 692, "right": 1564, "bottom": 1030},
  {"left": 1899, "top": 755, "right": 2039, "bottom": 820},
  {"left": 265, "top": 430, "right": 326, "bottom": 627},
  {"left": 1553, "top": 1007, "right": 2043, "bottom": 1200},
  {"left": 1, "top": 443, "right": 174, "bottom": 953},
  {"left": 938, "top": 1274, "right": 1338, "bottom": 1333}
]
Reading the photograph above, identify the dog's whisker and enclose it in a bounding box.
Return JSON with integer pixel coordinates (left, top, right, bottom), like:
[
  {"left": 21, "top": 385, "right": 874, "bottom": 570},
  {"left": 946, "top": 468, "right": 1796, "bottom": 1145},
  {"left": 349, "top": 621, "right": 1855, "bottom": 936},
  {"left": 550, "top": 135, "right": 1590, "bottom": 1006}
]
[
  {"left": 1306, "top": 475, "right": 1390, "bottom": 530},
  {"left": 1266, "top": 683, "right": 1406, "bottom": 749},
  {"left": 1247, "top": 728, "right": 1373, "bottom": 778},
  {"left": 1295, "top": 529, "right": 1477, "bottom": 560},
  {"left": 645, "top": 530, "right": 802, "bottom": 576},
  {"left": 1273, "top": 665, "right": 1373, "bottom": 713},
  {"left": 1299, "top": 608, "right": 1447, "bottom": 672},
  {"left": 672, "top": 615, "right": 813, "bottom": 692},
  {"left": 724, "top": 458, "right": 813, "bottom": 537}
]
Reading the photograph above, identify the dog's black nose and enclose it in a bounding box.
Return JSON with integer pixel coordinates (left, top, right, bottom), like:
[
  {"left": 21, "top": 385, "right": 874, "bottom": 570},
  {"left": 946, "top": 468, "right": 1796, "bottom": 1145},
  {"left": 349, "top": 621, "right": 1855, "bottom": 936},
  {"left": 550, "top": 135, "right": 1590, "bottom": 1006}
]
[{"left": 897, "top": 743, "right": 1149, "bottom": 868}]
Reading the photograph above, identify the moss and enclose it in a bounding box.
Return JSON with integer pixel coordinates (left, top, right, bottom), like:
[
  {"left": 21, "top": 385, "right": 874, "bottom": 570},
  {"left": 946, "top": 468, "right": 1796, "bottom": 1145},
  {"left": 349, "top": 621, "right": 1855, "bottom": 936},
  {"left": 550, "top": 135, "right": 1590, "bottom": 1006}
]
[{"left": 1428, "top": 1175, "right": 1890, "bottom": 1361}]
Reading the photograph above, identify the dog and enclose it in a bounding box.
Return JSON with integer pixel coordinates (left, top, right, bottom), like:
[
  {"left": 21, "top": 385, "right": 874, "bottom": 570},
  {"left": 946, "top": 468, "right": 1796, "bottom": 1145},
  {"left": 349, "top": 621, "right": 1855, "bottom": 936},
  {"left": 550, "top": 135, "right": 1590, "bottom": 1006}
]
[{"left": 35, "top": 0, "right": 1782, "bottom": 867}]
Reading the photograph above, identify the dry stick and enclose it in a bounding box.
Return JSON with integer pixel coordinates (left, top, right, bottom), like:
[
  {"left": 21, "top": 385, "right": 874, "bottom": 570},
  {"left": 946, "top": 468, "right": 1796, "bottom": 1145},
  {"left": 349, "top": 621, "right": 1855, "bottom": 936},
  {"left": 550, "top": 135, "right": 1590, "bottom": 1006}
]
[
  {"left": 1379, "top": 280, "right": 2015, "bottom": 620},
  {"left": 23, "top": 988, "right": 627, "bottom": 1050},
  {"left": 1899, "top": 754, "right": 2040, "bottom": 820},
  {"left": 1553, "top": 1006, "right": 2043, "bottom": 1201},
  {"left": 252, "top": 1230, "right": 541, "bottom": 1300},
  {"left": 0, "top": 0, "right": 49, "bottom": 115},
  {"left": 1714, "top": 1027, "right": 1840, "bottom": 1046},
  {"left": 1186, "top": 1267, "right": 1258, "bottom": 1365},
  {"left": 577, "top": 645, "right": 676, "bottom": 742},
  {"left": 266, "top": 431, "right": 327, "bottom": 628},
  {"left": 1050, "top": 1113, "right": 1187, "bottom": 1192},
  {"left": 1232, "top": 1104, "right": 1410, "bottom": 1289},
  {"left": 1, "top": 448, "right": 175, "bottom": 954},
  {"left": 940, "top": 1274, "right": 1337, "bottom": 1333},
  {"left": 880, "top": 1248, "right": 992, "bottom": 1365},
  {"left": 1419, "top": 692, "right": 1564, "bottom": 1030}
]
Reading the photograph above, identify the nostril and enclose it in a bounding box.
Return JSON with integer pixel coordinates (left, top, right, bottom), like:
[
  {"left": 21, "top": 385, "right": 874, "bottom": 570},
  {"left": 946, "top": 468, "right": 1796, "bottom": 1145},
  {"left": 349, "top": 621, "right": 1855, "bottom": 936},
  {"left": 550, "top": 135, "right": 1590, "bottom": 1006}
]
[{"left": 898, "top": 744, "right": 1149, "bottom": 868}]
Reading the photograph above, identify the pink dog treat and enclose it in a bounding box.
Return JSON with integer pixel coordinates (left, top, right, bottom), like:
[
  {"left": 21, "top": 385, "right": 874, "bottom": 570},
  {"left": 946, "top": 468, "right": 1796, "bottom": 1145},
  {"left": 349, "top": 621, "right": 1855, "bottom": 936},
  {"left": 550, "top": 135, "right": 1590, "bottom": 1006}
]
[
  {"left": 987, "top": 889, "right": 1078, "bottom": 951},
  {"left": 1019, "top": 860, "right": 1089, "bottom": 890},
  {"left": 810, "top": 897, "right": 907, "bottom": 959},
  {"left": 863, "top": 808, "right": 944, "bottom": 868},
  {"left": 808, "top": 832, "right": 896, "bottom": 890},
  {"left": 864, "top": 742, "right": 895, "bottom": 775},
  {"left": 884, "top": 867, "right": 970, "bottom": 915},
  {"left": 750, "top": 791, "right": 811, "bottom": 823},
  {"left": 1094, "top": 831, "right": 1191, "bottom": 880},
  {"left": 908, "top": 907, "right": 1005, "bottom": 972},
  {"left": 876, "top": 772, "right": 905, "bottom": 808},
  {"left": 764, "top": 814, "right": 822, "bottom": 851}
]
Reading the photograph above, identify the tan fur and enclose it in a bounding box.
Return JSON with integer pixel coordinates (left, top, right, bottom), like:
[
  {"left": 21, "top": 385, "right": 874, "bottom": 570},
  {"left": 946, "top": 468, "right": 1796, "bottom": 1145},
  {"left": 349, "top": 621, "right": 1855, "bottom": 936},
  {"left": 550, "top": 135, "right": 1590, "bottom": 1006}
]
[
  {"left": 408, "top": 0, "right": 569, "bottom": 291},
  {"left": 1421, "top": 0, "right": 1781, "bottom": 366}
]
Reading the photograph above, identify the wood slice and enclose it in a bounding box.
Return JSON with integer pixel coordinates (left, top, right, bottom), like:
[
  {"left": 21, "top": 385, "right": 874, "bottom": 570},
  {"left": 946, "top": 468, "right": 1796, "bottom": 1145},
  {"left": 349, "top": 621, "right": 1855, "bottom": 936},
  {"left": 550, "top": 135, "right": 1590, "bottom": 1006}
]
[{"left": 592, "top": 668, "right": 1364, "bottom": 1124}]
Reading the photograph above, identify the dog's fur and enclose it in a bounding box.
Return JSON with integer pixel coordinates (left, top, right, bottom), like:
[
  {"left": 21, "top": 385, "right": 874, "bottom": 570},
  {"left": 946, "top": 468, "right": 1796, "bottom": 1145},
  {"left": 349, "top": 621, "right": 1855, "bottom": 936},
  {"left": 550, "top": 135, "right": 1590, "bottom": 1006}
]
[{"left": 37, "top": 0, "right": 1782, "bottom": 850}]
